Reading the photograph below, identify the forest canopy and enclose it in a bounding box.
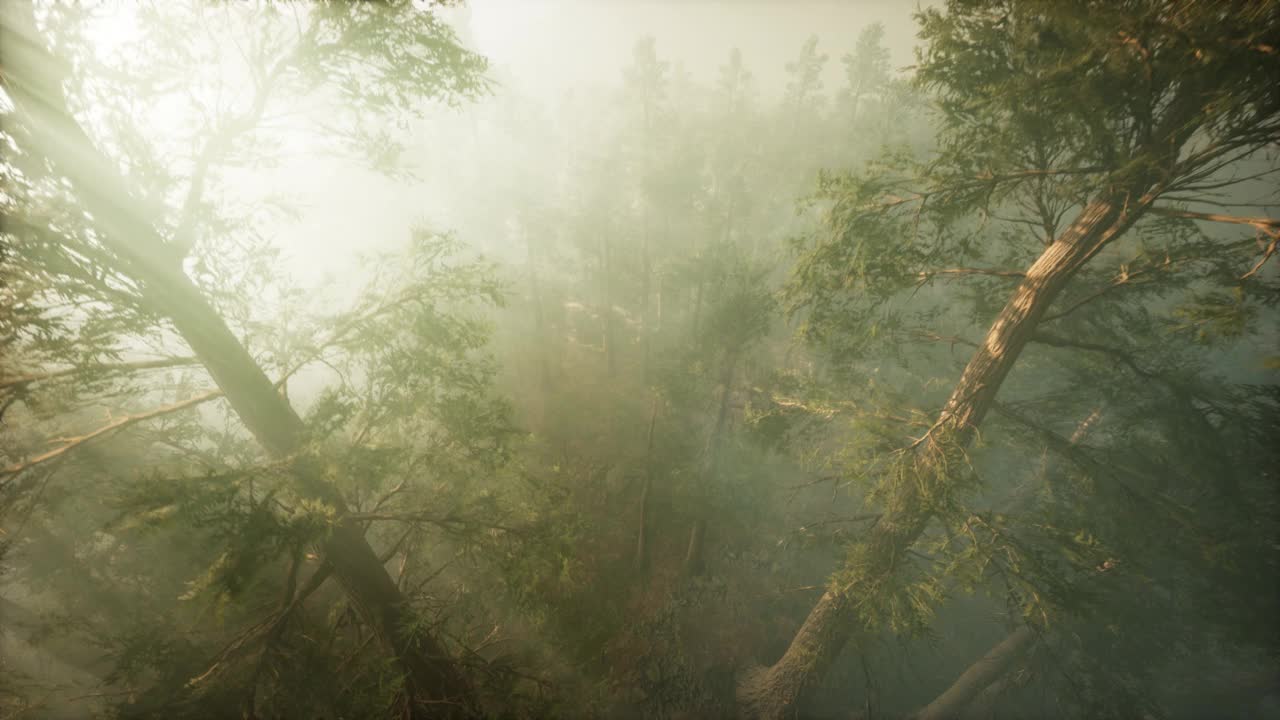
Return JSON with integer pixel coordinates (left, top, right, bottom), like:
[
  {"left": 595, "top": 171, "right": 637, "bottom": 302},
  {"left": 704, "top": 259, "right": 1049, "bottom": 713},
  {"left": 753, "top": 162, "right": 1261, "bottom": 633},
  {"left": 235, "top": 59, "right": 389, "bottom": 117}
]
[{"left": 1, "top": 1, "right": 1278, "bottom": 719}]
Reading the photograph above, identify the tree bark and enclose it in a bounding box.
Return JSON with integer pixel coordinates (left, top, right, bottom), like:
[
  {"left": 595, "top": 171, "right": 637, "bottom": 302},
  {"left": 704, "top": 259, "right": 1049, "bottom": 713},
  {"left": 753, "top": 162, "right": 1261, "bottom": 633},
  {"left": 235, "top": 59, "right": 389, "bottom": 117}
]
[{"left": 0, "top": 6, "right": 475, "bottom": 716}]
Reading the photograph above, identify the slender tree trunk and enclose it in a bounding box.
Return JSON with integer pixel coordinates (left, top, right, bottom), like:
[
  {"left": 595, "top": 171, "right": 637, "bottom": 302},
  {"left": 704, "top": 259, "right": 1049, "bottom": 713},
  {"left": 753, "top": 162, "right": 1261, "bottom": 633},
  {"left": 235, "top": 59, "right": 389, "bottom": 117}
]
[
  {"left": 524, "top": 215, "right": 552, "bottom": 428},
  {"left": 635, "top": 398, "right": 659, "bottom": 572},
  {"left": 601, "top": 234, "right": 617, "bottom": 377},
  {"left": 637, "top": 94, "right": 654, "bottom": 385},
  {"left": 0, "top": 9, "right": 475, "bottom": 715},
  {"left": 723, "top": 181, "right": 737, "bottom": 245},
  {"left": 691, "top": 278, "right": 706, "bottom": 342},
  {"left": 656, "top": 271, "right": 665, "bottom": 339},
  {"left": 682, "top": 518, "right": 708, "bottom": 577},
  {"left": 641, "top": 209, "right": 652, "bottom": 385},
  {"left": 683, "top": 351, "right": 737, "bottom": 577},
  {"left": 905, "top": 407, "right": 1104, "bottom": 720}
]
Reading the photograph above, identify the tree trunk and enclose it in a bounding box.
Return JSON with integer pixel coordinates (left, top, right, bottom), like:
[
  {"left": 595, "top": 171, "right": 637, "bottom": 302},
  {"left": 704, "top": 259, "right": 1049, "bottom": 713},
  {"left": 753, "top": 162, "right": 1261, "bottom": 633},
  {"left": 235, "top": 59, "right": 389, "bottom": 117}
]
[
  {"left": 683, "top": 351, "right": 737, "bottom": 577},
  {"left": 959, "top": 674, "right": 1015, "bottom": 720},
  {"left": 602, "top": 234, "right": 618, "bottom": 377},
  {"left": 683, "top": 517, "right": 708, "bottom": 577},
  {"left": 635, "top": 398, "right": 659, "bottom": 572},
  {"left": 641, "top": 210, "right": 653, "bottom": 385},
  {"left": 0, "top": 8, "right": 475, "bottom": 715},
  {"left": 911, "top": 626, "right": 1036, "bottom": 720},
  {"left": 905, "top": 407, "right": 1103, "bottom": 720},
  {"left": 736, "top": 182, "right": 1164, "bottom": 719},
  {"left": 524, "top": 214, "right": 552, "bottom": 428},
  {"left": 692, "top": 276, "right": 706, "bottom": 342}
]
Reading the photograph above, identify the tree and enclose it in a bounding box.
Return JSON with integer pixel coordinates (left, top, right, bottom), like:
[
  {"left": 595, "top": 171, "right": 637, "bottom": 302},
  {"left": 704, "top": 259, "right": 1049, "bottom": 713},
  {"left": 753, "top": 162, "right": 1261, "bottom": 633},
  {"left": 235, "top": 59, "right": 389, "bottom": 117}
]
[
  {"left": 1, "top": 1, "right": 497, "bottom": 716},
  {"left": 839, "top": 22, "right": 891, "bottom": 128},
  {"left": 745, "top": 1, "right": 1280, "bottom": 717},
  {"left": 624, "top": 36, "right": 670, "bottom": 384},
  {"left": 782, "top": 34, "right": 829, "bottom": 132}
]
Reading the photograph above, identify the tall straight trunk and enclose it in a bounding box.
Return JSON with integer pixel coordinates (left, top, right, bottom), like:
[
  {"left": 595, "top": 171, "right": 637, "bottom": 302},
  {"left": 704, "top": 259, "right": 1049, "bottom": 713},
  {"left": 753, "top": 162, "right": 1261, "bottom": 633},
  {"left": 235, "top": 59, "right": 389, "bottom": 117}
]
[
  {"left": 691, "top": 278, "right": 706, "bottom": 342},
  {"left": 524, "top": 217, "right": 552, "bottom": 427},
  {"left": 640, "top": 211, "right": 652, "bottom": 385},
  {"left": 634, "top": 398, "right": 659, "bottom": 572},
  {"left": 601, "top": 234, "right": 617, "bottom": 377},
  {"left": 656, "top": 271, "right": 665, "bottom": 336},
  {"left": 723, "top": 181, "right": 737, "bottom": 245},
  {"left": 683, "top": 351, "right": 737, "bottom": 577},
  {"left": 736, "top": 176, "right": 1177, "bottom": 718},
  {"left": 0, "top": 8, "right": 475, "bottom": 716},
  {"left": 637, "top": 99, "right": 653, "bottom": 386},
  {"left": 682, "top": 518, "right": 708, "bottom": 577}
]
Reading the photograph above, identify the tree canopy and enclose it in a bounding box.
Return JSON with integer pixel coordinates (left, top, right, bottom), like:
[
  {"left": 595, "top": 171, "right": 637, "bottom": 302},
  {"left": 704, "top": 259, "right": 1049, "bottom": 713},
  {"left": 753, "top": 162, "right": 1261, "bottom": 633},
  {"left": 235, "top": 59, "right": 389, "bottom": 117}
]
[{"left": 2, "top": 1, "right": 1277, "bottom": 719}]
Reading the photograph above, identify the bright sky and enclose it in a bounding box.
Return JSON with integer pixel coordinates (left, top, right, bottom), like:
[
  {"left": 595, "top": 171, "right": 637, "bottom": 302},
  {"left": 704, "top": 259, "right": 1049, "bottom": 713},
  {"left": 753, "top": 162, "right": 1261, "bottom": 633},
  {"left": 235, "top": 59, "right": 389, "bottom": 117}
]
[
  {"left": 74, "top": 1, "right": 927, "bottom": 292},
  {"left": 464, "top": 0, "right": 924, "bottom": 100}
]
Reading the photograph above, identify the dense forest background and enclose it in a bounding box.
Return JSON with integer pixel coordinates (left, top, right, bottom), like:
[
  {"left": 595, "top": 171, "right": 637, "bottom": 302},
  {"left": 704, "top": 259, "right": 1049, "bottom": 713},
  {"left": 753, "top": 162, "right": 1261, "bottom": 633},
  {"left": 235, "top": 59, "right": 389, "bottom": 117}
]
[{"left": 2, "top": 1, "right": 1278, "bottom": 718}]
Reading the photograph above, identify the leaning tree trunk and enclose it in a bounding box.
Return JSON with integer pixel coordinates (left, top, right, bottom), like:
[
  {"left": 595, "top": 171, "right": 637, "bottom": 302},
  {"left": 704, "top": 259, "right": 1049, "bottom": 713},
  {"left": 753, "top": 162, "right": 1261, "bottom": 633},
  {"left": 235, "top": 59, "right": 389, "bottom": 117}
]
[
  {"left": 906, "top": 407, "right": 1105, "bottom": 720},
  {"left": 911, "top": 626, "right": 1036, "bottom": 720},
  {"left": 0, "top": 7, "right": 475, "bottom": 716},
  {"left": 736, "top": 178, "right": 1176, "bottom": 718}
]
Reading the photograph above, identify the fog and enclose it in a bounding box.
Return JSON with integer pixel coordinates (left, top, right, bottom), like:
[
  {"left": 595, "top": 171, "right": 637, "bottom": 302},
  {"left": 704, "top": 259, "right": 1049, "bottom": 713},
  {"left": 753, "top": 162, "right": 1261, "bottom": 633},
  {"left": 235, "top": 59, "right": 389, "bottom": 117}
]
[
  {"left": 2, "top": 1, "right": 1278, "bottom": 719},
  {"left": 261, "top": 2, "right": 925, "bottom": 286}
]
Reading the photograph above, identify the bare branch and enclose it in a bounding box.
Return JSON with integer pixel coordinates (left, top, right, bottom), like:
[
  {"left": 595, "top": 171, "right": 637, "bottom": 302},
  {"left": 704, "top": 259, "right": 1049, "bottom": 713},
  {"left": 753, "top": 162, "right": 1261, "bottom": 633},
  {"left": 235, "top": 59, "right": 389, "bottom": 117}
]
[
  {"left": 1149, "top": 207, "right": 1280, "bottom": 233},
  {"left": 347, "top": 511, "right": 521, "bottom": 536},
  {"left": 1240, "top": 235, "right": 1278, "bottom": 280},
  {"left": 1029, "top": 332, "right": 1156, "bottom": 378},
  {"left": 917, "top": 268, "right": 1027, "bottom": 282},
  {"left": 0, "top": 356, "right": 199, "bottom": 392},
  {"left": 1, "top": 388, "right": 225, "bottom": 477}
]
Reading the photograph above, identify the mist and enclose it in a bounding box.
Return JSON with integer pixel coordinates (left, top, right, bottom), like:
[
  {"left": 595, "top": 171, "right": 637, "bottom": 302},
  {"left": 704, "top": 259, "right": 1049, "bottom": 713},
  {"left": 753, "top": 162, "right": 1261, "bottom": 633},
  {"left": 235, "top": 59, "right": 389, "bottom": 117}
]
[{"left": 2, "top": 1, "right": 1278, "bottom": 719}]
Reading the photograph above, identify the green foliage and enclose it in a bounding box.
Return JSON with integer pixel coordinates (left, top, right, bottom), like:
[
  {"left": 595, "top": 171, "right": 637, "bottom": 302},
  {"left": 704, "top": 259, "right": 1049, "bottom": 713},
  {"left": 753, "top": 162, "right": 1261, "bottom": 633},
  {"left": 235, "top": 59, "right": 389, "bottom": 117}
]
[{"left": 3, "top": 1, "right": 1277, "bottom": 718}]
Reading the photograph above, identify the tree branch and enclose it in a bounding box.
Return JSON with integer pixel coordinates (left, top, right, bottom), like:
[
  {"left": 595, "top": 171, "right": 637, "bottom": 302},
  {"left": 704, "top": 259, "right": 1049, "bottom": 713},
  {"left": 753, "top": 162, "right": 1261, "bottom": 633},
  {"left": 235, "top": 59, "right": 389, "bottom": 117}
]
[
  {"left": 1028, "top": 332, "right": 1156, "bottom": 378},
  {"left": 1149, "top": 207, "right": 1280, "bottom": 233},
  {"left": 917, "top": 268, "right": 1027, "bottom": 282},
  {"left": 0, "top": 356, "right": 199, "bottom": 392},
  {"left": 0, "top": 388, "right": 225, "bottom": 477},
  {"left": 1240, "top": 235, "right": 1278, "bottom": 281}
]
